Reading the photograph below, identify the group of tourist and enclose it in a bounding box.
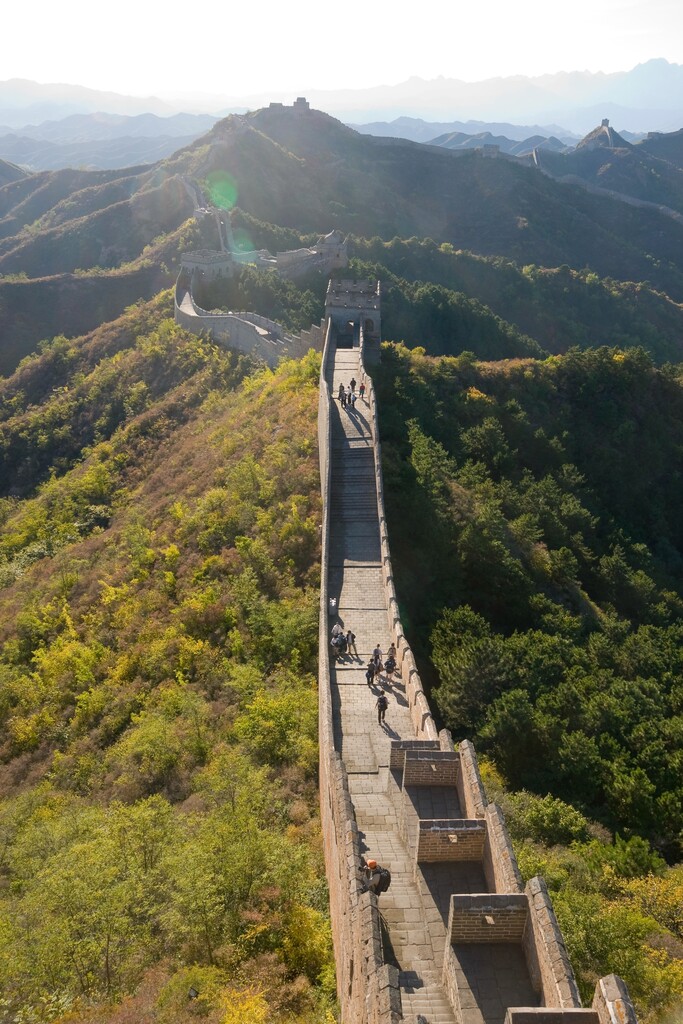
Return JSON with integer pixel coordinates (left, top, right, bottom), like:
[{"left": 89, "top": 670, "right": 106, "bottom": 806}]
[
  {"left": 337, "top": 375, "right": 366, "bottom": 410},
  {"left": 365, "top": 643, "right": 396, "bottom": 685},
  {"left": 329, "top": 626, "right": 399, "bottom": 726},
  {"left": 328, "top": 624, "right": 396, "bottom": 897},
  {"left": 330, "top": 622, "right": 357, "bottom": 659}
]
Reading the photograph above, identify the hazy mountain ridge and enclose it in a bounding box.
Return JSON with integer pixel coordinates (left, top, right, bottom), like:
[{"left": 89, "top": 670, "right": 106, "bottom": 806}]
[
  {"left": 352, "top": 116, "right": 579, "bottom": 144},
  {"left": 428, "top": 130, "right": 569, "bottom": 157},
  {"left": 2, "top": 59, "right": 683, "bottom": 132},
  {"left": 0, "top": 78, "right": 174, "bottom": 126},
  {"left": 533, "top": 120, "right": 683, "bottom": 216},
  {"left": 0, "top": 111, "right": 219, "bottom": 142},
  {"left": 0, "top": 132, "right": 203, "bottom": 172},
  {"left": 0, "top": 157, "right": 26, "bottom": 187},
  {"left": 0, "top": 111, "right": 221, "bottom": 172},
  {"left": 4, "top": 102, "right": 683, "bottom": 373}
]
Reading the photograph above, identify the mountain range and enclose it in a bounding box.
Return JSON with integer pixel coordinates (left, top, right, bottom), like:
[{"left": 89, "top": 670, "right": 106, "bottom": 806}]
[
  {"left": 2, "top": 60, "right": 683, "bottom": 133},
  {"left": 3, "top": 101, "right": 683, "bottom": 376}
]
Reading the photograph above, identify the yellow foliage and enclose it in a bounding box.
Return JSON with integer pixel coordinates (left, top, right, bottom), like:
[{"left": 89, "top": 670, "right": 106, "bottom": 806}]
[
  {"left": 466, "top": 386, "right": 491, "bottom": 402},
  {"left": 220, "top": 986, "right": 269, "bottom": 1024},
  {"left": 281, "top": 904, "right": 334, "bottom": 984},
  {"left": 621, "top": 869, "right": 683, "bottom": 939}
]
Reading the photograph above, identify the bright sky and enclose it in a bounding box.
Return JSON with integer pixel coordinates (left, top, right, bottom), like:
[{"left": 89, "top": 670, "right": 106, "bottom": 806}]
[{"left": 3, "top": 0, "right": 683, "bottom": 99}]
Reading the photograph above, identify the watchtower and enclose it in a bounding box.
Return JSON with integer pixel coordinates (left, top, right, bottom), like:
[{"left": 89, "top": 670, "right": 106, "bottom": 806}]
[{"left": 325, "top": 278, "right": 381, "bottom": 361}]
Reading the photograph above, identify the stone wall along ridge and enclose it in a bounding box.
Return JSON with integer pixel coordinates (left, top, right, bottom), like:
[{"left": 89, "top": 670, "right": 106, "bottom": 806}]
[
  {"left": 174, "top": 274, "right": 324, "bottom": 366},
  {"left": 318, "top": 322, "right": 401, "bottom": 1024}
]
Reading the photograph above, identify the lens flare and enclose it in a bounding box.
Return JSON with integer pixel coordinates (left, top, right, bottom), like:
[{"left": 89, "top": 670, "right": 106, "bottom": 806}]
[
  {"left": 232, "top": 228, "right": 254, "bottom": 253},
  {"left": 206, "top": 171, "right": 238, "bottom": 210}
]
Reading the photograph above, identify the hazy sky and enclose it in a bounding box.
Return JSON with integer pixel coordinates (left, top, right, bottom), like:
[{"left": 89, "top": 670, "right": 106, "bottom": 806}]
[{"left": 4, "top": 0, "right": 683, "bottom": 98}]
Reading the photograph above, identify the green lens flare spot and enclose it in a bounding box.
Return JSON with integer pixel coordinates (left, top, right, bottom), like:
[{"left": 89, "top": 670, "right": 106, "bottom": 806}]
[
  {"left": 206, "top": 171, "right": 238, "bottom": 210},
  {"left": 232, "top": 228, "right": 254, "bottom": 254}
]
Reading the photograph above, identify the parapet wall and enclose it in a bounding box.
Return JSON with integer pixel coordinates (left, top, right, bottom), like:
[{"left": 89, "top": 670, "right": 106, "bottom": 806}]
[
  {"left": 359, "top": 326, "right": 438, "bottom": 742},
  {"left": 523, "top": 877, "right": 582, "bottom": 1008},
  {"left": 484, "top": 803, "right": 523, "bottom": 892},
  {"left": 592, "top": 976, "right": 639, "bottom": 1024}
]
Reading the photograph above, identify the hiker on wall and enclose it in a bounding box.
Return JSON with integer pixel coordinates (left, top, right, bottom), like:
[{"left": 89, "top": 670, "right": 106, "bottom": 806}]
[
  {"left": 360, "top": 856, "right": 391, "bottom": 896},
  {"left": 376, "top": 689, "right": 388, "bottom": 725}
]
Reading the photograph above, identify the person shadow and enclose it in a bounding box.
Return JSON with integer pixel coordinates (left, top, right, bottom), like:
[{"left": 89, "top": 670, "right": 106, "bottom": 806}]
[{"left": 387, "top": 673, "right": 409, "bottom": 707}]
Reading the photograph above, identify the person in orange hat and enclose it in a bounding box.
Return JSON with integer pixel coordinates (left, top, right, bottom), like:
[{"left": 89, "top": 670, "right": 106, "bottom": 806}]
[{"left": 360, "top": 855, "right": 391, "bottom": 895}]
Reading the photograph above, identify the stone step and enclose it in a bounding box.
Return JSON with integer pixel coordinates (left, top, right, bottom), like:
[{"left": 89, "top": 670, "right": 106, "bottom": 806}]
[{"left": 330, "top": 499, "right": 377, "bottom": 510}]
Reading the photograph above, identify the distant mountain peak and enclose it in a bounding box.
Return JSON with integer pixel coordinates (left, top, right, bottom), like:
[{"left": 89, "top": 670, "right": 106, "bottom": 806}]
[{"left": 576, "top": 119, "right": 632, "bottom": 150}]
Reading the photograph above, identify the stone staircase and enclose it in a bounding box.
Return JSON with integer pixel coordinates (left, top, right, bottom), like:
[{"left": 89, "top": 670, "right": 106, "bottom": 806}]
[{"left": 326, "top": 344, "right": 458, "bottom": 1024}]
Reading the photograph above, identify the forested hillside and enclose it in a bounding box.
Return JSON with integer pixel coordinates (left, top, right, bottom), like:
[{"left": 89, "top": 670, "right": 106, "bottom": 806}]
[
  {"left": 232, "top": 214, "right": 683, "bottom": 365},
  {"left": 376, "top": 343, "right": 683, "bottom": 1018},
  {"left": 0, "top": 297, "right": 333, "bottom": 1024}
]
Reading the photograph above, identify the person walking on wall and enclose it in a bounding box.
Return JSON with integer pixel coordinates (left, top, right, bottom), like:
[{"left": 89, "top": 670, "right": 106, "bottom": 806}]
[
  {"left": 346, "top": 629, "right": 357, "bottom": 658},
  {"left": 359, "top": 381, "right": 366, "bottom": 400},
  {"left": 345, "top": 385, "right": 352, "bottom": 408},
  {"left": 366, "top": 659, "right": 376, "bottom": 687},
  {"left": 376, "top": 689, "right": 388, "bottom": 726},
  {"left": 350, "top": 376, "right": 357, "bottom": 393}
]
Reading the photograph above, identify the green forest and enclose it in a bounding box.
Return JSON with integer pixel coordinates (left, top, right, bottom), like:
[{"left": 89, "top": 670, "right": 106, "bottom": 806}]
[
  {"left": 375, "top": 342, "right": 683, "bottom": 1018},
  {"left": 0, "top": 297, "right": 334, "bottom": 1024}
]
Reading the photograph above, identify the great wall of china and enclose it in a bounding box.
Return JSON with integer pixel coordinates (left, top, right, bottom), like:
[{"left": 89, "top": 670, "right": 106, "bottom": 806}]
[
  {"left": 172, "top": 175, "right": 641, "bottom": 1023},
  {"left": 316, "top": 290, "right": 639, "bottom": 1024}
]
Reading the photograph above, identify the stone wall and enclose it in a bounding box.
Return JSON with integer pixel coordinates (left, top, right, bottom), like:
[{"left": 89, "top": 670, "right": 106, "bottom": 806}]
[
  {"left": 483, "top": 803, "right": 523, "bottom": 893},
  {"left": 318, "top": 323, "right": 401, "bottom": 1024},
  {"left": 457, "top": 739, "right": 488, "bottom": 819},
  {"left": 417, "top": 819, "right": 487, "bottom": 862},
  {"left": 523, "top": 877, "right": 582, "bottom": 1008},
  {"left": 174, "top": 277, "right": 324, "bottom": 366},
  {"left": 592, "top": 975, "right": 639, "bottom": 1024},
  {"left": 447, "top": 893, "right": 530, "bottom": 944},
  {"left": 402, "top": 749, "right": 459, "bottom": 787}
]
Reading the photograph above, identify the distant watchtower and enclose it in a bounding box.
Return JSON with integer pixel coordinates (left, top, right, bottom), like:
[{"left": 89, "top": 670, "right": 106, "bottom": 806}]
[
  {"left": 325, "top": 279, "right": 381, "bottom": 362},
  {"left": 601, "top": 118, "right": 610, "bottom": 127}
]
